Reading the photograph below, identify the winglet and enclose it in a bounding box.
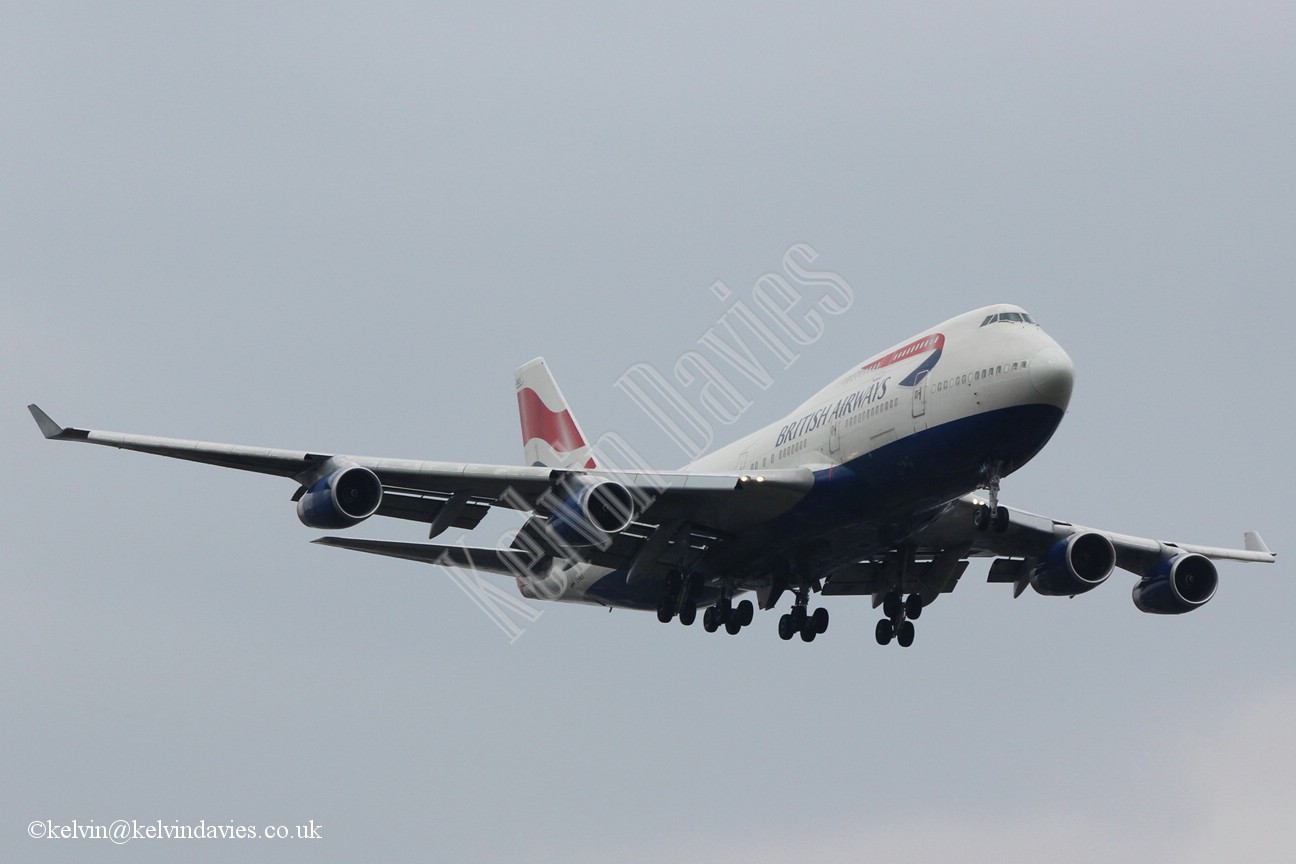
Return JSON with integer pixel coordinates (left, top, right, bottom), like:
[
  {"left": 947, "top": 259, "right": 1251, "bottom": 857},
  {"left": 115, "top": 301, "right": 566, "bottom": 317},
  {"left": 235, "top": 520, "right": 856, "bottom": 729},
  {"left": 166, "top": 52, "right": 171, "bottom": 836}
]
[
  {"left": 27, "top": 405, "right": 87, "bottom": 440},
  {"left": 1244, "top": 531, "right": 1274, "bottom": 557}
]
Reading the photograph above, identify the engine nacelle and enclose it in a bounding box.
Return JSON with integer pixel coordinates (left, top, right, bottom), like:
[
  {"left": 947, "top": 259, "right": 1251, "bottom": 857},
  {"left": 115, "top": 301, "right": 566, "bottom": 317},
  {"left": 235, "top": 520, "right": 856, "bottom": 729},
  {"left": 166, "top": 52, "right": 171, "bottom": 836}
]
[
  {"left": 296, "top": 465, "right": 383, "bottom": 529},
  {"left": 549, "top": 477, "right": 638, "bottom": 546},
  {"left": 1031, "top": 531, "right": 1117, "bottom": 597},
  {"left": 1132, "top": 553, "right": 1218, "bottom": 614}
]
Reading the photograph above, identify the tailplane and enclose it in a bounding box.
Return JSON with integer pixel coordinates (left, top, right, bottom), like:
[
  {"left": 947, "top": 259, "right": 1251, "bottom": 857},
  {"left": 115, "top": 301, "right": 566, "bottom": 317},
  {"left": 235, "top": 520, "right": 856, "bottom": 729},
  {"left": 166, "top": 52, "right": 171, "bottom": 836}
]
[{"left": 515, "top": 358, "right": 596, "bottom": 469}]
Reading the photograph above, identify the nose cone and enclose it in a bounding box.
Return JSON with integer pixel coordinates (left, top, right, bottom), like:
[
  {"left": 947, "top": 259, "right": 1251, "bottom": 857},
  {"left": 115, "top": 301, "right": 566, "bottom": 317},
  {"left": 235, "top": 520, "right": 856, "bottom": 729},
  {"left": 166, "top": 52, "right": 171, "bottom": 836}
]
[{"left": 1029, "top": 343, "right": 1074, "bottom": 409}]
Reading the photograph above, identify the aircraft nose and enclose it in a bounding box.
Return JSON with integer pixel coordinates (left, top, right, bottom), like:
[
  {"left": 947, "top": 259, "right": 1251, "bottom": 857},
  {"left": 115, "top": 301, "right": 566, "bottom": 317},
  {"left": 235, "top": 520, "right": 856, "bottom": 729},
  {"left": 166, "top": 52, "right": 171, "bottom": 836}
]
[{"left": 1029, "top": 343, "right": 1075, "bottom": 409}]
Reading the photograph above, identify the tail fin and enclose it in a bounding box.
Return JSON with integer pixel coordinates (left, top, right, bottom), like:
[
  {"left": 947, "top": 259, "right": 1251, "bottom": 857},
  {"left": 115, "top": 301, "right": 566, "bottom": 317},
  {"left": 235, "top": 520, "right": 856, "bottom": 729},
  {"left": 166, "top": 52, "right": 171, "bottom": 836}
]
[{"left": 515, "top": 358, "right": 596, "bottom": 469}]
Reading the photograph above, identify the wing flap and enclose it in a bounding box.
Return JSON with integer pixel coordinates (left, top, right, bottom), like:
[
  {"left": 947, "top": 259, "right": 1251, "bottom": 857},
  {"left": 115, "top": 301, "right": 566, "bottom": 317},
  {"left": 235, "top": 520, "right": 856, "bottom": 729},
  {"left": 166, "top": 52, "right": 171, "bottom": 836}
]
[{"left": 374, "top": 490, "right": 491, "bottom": 533}]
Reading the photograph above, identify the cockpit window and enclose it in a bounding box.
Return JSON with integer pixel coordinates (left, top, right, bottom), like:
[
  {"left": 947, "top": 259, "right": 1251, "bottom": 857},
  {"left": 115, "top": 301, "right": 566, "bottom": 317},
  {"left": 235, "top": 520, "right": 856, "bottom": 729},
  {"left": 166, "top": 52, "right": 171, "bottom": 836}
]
[{"left": 980, "top": 311, "right": 1036, "bottom": 326}]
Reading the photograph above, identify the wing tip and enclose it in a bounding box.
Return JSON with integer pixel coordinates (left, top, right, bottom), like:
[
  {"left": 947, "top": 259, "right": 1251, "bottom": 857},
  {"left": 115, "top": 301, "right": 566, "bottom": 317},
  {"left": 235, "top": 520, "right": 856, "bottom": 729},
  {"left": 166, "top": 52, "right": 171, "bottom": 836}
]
[
  {"left": 1244, "top": 531, "right": 1274, "bottom": 558},
  {"left": 28, "top": 404, "right": 70, "bottom": 439}
]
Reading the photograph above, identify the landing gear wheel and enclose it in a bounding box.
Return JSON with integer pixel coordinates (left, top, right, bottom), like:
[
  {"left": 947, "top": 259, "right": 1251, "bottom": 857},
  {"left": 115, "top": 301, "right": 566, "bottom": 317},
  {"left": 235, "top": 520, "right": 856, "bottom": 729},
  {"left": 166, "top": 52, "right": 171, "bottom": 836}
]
[
  {"left": 778, "top": 613, "right": 796, "bottom": 641},
  {"left": 790, "top": 606, "right": 807, "bottom": 631},
  {"left": 994, "top": 506, "right": 1010, "bottom": 534},
  {"left": 800, "top": 623, "right": 817, "bottom": 643},
  {"left": 656, "top": 596, "right": 674, "bottom": 624},
  {"left": 678, "top": 603, "right": 696, "bottom": 626},
  {"left": 905, "top": 594, "right": 923, "bottom": 620},
  {"left": 973, "top": 504, "right": 992, "bottom": 531},
  {"left": 875, "top": 619, "right": 895, "bottom": 645},
  {"left": 703, "top": 606, "right": 720, "bottom": 633},
  {"left": 811, "top": 607, "right": 829, "bottom": 634},
  {"left": 736, "top": 599, "right": 754, "bottom": 627},
  {"left": 725, "top": 617, "right": 743, "bottom": 635},
  {"left": 882, "top": 592, "right": 903, "bottom": 620},
  {"left": 897, "top": 620, "right": 915, "bottom": 647}
]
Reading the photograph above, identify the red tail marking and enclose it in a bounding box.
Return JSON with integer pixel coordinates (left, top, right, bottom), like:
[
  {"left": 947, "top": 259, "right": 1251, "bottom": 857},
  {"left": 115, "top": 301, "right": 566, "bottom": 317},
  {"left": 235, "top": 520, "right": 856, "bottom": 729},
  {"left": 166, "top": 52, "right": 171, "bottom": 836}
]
[{"left": 517, "top": 387, "right": 588, "bottom": 456}]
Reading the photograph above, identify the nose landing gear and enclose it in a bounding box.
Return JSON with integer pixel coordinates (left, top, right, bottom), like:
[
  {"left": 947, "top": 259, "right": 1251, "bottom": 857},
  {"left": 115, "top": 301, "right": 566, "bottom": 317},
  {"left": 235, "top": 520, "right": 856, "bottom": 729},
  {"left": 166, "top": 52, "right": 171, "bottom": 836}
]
[{"left": 974, "top": 461, "right": 1010, "bottom": 533}]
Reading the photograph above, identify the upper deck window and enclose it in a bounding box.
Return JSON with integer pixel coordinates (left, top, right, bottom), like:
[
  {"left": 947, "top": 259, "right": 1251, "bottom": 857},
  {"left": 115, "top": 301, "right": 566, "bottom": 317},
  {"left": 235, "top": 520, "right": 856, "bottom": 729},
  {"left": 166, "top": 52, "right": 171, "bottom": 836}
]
[{"left": 980, "top": 311, "right": 1036, "bottom": 326}]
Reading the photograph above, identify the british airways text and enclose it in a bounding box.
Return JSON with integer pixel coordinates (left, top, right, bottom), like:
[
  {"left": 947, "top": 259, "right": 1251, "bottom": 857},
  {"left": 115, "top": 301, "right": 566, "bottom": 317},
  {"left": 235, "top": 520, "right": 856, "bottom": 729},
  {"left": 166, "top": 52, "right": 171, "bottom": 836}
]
[{"left": 773, "top": 377, "right": 889, "bottom": 447}]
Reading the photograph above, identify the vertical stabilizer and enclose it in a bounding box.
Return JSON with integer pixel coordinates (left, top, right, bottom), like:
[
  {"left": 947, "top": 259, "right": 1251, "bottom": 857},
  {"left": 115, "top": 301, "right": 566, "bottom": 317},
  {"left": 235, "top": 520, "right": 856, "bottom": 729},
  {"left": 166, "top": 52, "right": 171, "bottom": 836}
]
[{"left": 515, "top": 358, "right": 596, "bottom": 469}]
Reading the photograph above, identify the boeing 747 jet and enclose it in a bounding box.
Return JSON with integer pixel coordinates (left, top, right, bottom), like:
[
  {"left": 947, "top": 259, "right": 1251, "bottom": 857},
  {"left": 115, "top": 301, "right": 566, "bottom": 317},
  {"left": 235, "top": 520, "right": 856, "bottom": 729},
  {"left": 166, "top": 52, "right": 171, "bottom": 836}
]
[{"left": 29, "top": 305, "right": 1275, "bottom": 646}]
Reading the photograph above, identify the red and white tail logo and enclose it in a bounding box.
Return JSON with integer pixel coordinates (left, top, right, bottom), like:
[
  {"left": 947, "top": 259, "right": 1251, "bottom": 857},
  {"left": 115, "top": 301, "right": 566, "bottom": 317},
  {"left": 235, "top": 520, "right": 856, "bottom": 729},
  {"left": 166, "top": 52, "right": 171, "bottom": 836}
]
[{"left": 515, "top": 358, "right": 596, "bottom": 469}]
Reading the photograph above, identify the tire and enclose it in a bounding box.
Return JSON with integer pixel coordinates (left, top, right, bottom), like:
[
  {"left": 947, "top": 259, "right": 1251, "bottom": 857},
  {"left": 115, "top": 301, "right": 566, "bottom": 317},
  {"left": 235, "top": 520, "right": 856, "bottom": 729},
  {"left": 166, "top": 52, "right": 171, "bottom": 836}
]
[
  {"left": 678, "top": 603, "right": 696, "bottom": 626},
  {"left": 904, "top": 594, "right": 923, "bottom": 620},
  {"left": 703, "top": 606, "right": 719, "bottom": 633},
  {"left": 800, "top": 624, "right": 816, "bottom": 643},
  {"left": 736, "top": 599, "right": 754, "bottom": 627},
  {"left": 656, "top": 597, "right": 673, "bottom": 624},
  {"left": 973, "top": 504, "right": 991, "bottom": 531},
  {"left": 897, "top": 620, "right": 915, "bottom": 647},
  {"left": 791, "top": 606, "right": 807, "bottom": 630},
  {"left": 725, "top": 617, "right": 743, "bottom": 635},
  {"left": 811, "top": 607, "right": 829, "bottom": 634},
  {"left": 882, "top": 592, "right": 902, "bottom": 620},
  {"left": 994, "top": 506, "right": 1010, "bottom": 534},
  {"left": 778, "top": 614, "right": 795, "bottom": 641},
  {"left": 875, "top": 619, "right": 894, "bottom": 645}
]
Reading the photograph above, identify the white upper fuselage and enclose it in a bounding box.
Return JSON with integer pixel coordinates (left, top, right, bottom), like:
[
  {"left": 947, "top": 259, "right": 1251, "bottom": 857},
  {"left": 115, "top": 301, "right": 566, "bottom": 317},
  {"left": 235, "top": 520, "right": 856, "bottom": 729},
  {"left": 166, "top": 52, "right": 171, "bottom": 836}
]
[{"left": 686, "top": 304, "right": 1074, "bottom": 476}]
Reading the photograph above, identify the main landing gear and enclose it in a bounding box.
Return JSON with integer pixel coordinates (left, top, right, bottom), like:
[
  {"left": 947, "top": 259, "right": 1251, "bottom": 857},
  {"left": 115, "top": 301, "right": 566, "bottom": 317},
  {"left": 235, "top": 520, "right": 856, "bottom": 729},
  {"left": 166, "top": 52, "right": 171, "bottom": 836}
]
[
  {"left": 655, "top": 573, "right": 754, "bottom": 635},
  {"left": 656, "top": 571, "right": 702, "bottom": 627},
  {"left": 777, "top": 583, "right": 829, "bottom": 643},
  {"left": 702, "top": 597, "right": 754, "bottom": 635},
  {"left": 658, "top": 593, "right": 699, "bottom": 626},
  {"left": 657, "top": 570, "right": 830, "bottom": 641},
  {"left": 875, "top": 591, "right": 923, "bottom": 647}
]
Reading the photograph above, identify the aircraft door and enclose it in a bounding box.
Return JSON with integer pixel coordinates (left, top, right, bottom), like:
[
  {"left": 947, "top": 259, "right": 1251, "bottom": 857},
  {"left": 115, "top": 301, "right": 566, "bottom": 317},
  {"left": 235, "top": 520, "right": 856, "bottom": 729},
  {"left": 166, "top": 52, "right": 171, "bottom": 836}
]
[
  {"left": 911, "top": 371, "right": 927, "bottom": 419},
  {"left": 829, "top": 422, "right": 840, "bottom": 456}
]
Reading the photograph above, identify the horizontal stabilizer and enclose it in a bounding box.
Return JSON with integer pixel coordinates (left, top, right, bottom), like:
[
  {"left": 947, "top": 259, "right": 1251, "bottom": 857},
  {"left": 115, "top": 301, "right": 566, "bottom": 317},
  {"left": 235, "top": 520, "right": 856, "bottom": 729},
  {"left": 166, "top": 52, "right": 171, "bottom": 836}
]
[{"left": 313, "top": 536, "right": 538, "bottom": 576}]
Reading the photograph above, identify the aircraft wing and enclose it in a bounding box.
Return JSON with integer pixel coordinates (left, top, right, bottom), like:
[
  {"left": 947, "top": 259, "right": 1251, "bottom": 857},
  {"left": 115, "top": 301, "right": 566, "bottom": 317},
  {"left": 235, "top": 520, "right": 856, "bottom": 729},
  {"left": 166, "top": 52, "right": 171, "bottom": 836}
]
[
  {"left": 27, "top": 405, "right": 813, "bottom": 537},
  {"left": 912, "top": 495, "right": 1274, "bottom": 567},
  {"left": 824, "top": 495, "right": 1274, "bottom": 602}
]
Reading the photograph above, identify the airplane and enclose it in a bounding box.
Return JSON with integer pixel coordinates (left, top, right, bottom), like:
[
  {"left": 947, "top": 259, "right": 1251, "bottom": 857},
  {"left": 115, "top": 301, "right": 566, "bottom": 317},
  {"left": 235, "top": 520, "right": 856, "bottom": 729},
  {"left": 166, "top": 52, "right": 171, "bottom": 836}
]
[{"left": 27, "top": 304, "right": 1276, "bottom": 646}]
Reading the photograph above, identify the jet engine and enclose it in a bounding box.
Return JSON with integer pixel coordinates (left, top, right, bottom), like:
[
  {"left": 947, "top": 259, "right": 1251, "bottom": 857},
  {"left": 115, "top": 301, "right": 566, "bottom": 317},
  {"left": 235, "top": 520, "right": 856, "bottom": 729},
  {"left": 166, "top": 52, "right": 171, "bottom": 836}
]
[
  {"left": 297, "top": 465, "right": 383, "bottom": 529},
  {"left": 1031, "top": 532, "right": 1117, "bottom": 597},
  {"left": 1132, "top": 553, "right": 1218, "bottom": 614},
  {"left": 548, "top": 477, "right": 638, "bottom": 546}
]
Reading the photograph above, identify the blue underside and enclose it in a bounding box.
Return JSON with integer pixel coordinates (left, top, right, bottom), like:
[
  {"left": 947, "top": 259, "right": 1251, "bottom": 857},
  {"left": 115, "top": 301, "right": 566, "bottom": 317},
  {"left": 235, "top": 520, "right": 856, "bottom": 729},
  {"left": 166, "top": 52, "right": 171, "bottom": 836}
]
[{"left": 585, "top": 402, "right": 1065, "bottom": 610}]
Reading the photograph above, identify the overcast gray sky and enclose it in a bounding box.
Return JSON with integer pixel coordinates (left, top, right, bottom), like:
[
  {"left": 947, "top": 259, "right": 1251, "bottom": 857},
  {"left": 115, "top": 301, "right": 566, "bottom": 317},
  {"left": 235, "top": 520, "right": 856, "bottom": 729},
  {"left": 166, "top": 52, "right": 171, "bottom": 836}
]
[{"left": 4, "top": 3, "right": 1294, "bottom": 862}]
